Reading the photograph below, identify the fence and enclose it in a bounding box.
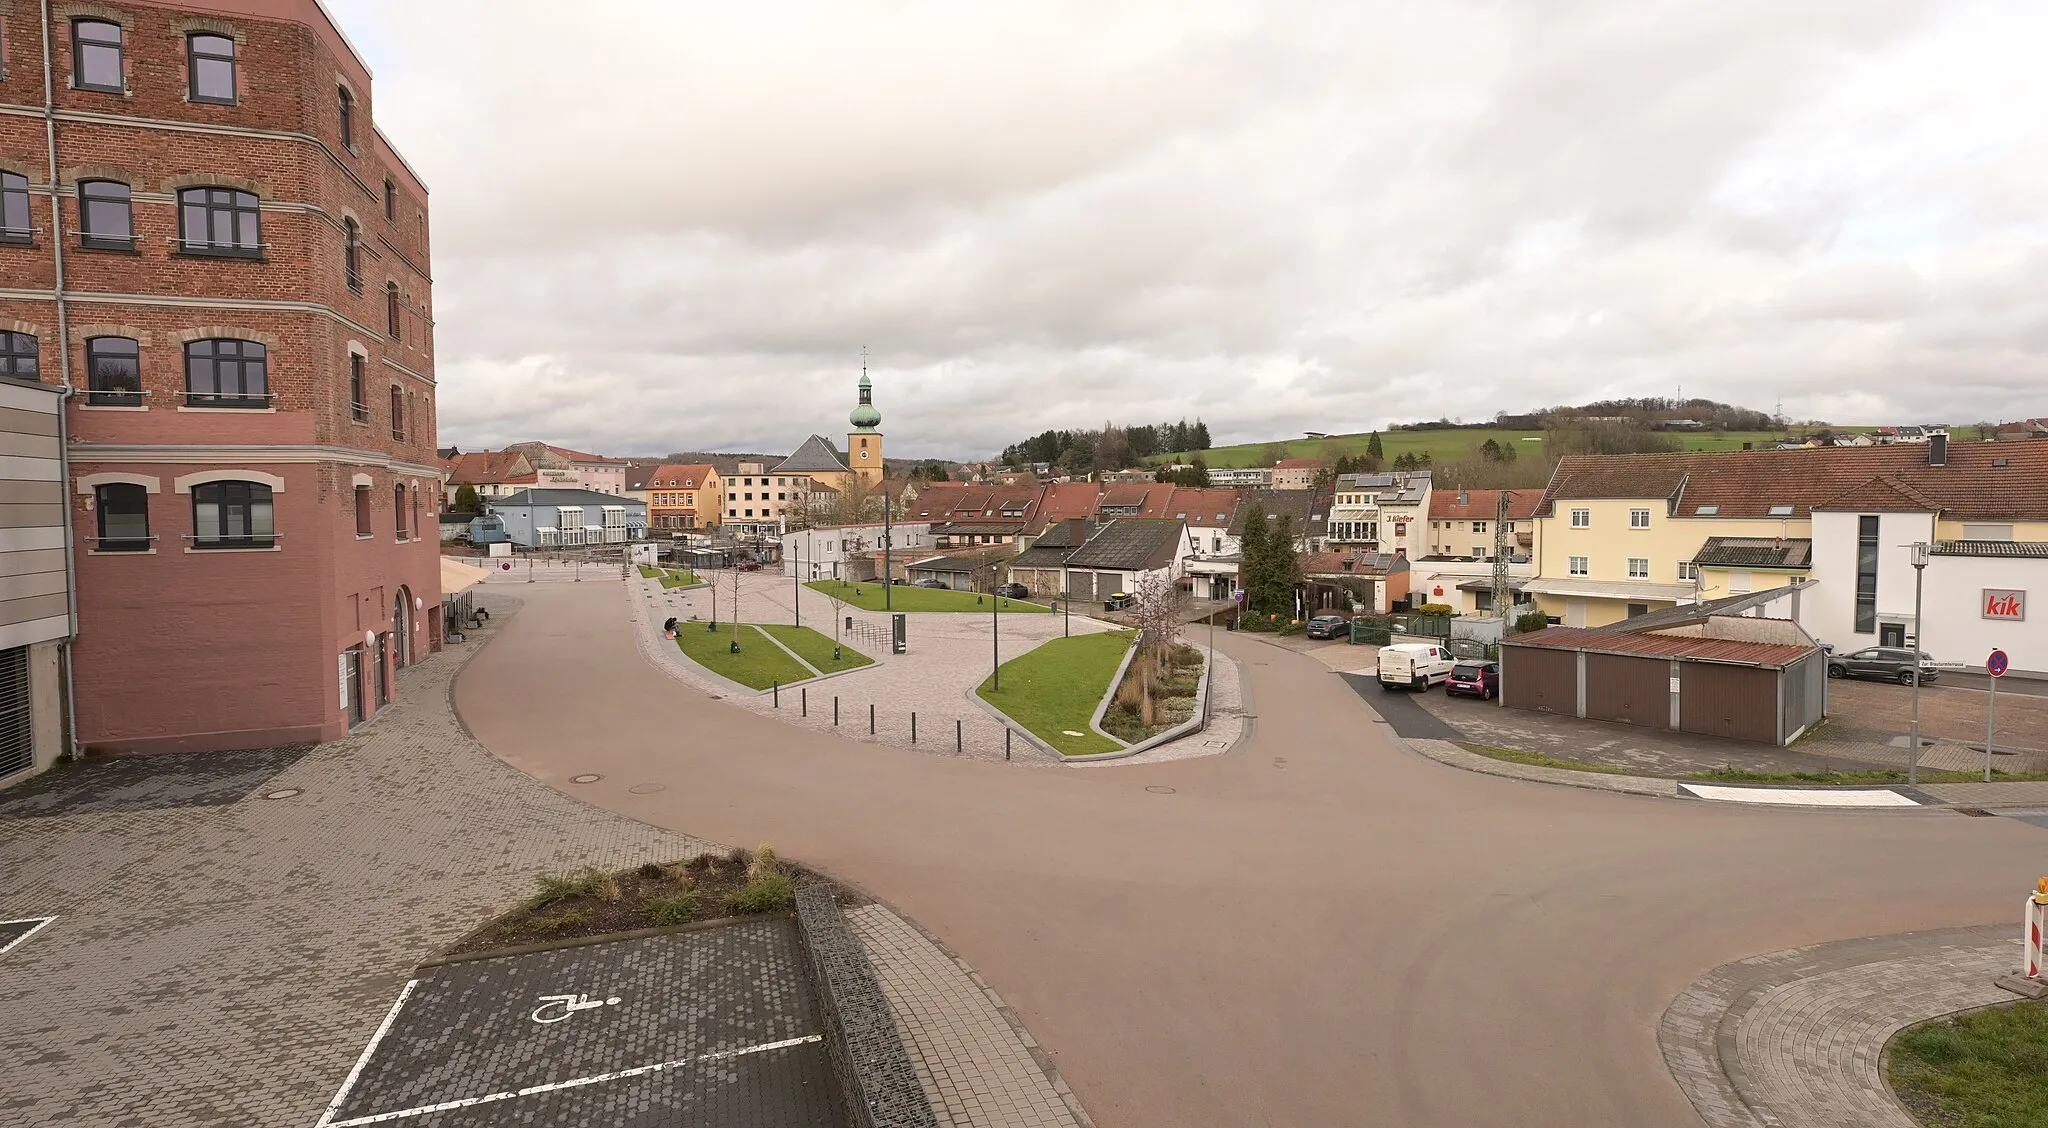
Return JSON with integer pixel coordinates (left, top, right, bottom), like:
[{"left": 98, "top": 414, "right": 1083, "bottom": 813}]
[{"left": 474, "top": 555, "right": 629, "bottom": 584}]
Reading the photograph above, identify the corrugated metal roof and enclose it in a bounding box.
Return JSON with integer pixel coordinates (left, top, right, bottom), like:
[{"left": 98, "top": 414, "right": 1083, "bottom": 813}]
[
  {"left": 1930, "top": 539, "right": 2048, "bottom": 558},
  {"left": 1504, "top": 626, "right": 1815, "bottom": 669}
]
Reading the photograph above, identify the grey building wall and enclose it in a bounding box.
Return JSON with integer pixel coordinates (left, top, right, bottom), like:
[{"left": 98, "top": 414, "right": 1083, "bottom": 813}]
[{"left": 0, "top": 380, "right": 71, "bottom": 789}]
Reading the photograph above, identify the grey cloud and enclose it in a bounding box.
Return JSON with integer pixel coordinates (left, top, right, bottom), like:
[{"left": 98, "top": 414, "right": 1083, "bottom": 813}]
[{"left": 329, "top": 0, "right": 2048, "bottom": 459}]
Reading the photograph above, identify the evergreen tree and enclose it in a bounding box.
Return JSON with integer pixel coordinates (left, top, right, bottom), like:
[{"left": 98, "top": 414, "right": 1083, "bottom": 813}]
[
  {"left": 453, "top": 484, "right": 481, "bottom": 513},
  {"left": 1237, "top": 502, "right": 1269, "bottom": 611},
  {"left": 1367, "top": 432, "right": 1384, "bottom": 460},
  {"left": 1187, "top": 457, "right": 1211, "bottom": 487},
  {"left": 1191, "top": 420, "right": 1212, "bottom": 450}
]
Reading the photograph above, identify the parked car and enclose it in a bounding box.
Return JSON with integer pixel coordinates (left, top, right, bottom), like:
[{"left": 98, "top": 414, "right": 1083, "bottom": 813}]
[
  {"left": 1104, "top": 592, "right": 1134, "bottom": 611},
  {"left": 1305, "top": 615, "right": 1349, "bottom": 640},
  {"left": 916, "top": 578, "right": 948, "bottom": 588},
  {"left": 1377, "top": 642, "right": 1456, "bottom": 691},
  {"left": 1445, "top": 659, "right": 1500, "bottom": 699},
  {"left": 734, "top": 559, "right": 762, "bottom": 572},
  {"left": 1827, "top": 646, "right": 1938, "bottom": 685},
  {"left": 889, "top": 577, "right": 908, "bottom": 585},
  {"left": 994, "top": 583, "right": 1030, "bottom": 600}
]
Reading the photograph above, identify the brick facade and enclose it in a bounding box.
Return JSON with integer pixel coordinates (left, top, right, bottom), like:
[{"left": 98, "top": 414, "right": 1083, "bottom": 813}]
[{"left": 1, "top": 0, "right": 440, "bottom": 751}]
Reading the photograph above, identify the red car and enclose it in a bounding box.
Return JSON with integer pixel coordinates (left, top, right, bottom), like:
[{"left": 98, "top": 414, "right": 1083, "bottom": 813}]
[
  {"left": 1444, "top": 660, "right": 1499, "bottom": 699},
  {"left": 733, "top": 559, "right": 762, "bottom": 572}
]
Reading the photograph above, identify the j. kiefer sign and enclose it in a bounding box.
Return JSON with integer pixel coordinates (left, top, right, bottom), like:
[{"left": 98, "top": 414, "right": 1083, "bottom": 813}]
[{"left": 1983, "top": 589, "right": 2027, "bottom": 621}]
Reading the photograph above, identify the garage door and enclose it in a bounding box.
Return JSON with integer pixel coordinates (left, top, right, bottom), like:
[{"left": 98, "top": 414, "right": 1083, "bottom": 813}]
[
  {"left": 1679, "top": 662, "right": 1779, "bottom": 744},
  {"left": 1502, "top": 645, "right": 1577, "bottom": 716},
  {"left": 1583, "top": 653, "right": 1670, "bottom": 729}
]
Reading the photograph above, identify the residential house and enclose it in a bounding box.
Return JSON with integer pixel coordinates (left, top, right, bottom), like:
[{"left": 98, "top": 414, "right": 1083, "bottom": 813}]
[
  {"left": 1100, "top": 469, "right": 1157, "bottom": 483},
  {"left": 1993, "top": 419, "right": 2048, "bottom": 442},
  {"left": 782, "top": 522, "right": 935, "bottom": 582},
  {"left": 504, "top": 443, "right": 629, "bottom": 496},
  {"left": 907, "top": 547, "right": 1015, "bottom": 591},
  {"left": 1327, "top": 471, "right": 1431, "bottom": 557},
  {"left": 1271, "top": 458, "right": 1323, "bottom": 490},
  {"left": 1007, "top": 519, "right": 1091, "bottom": 598},
  {"left": 1166, "top": 488, "right": 1247, "bottom": 599},
  {"left": 491, "top": 489, "right": 647, "bottom": 548},
  {"left": 1424, "top": 489, "right": 1541, "bottom": 560},
  {"left": 440, "top": 450, "right": 538, "bottom": 511},
  {"left": 1229, "top": 488, "right": 1330, "bottom": 553},
  {"left": 906, "top": 483, "right": 1044, "bottom": 547},
  {"left": 1526, "top": 433, "right": 2048, "bottom": 635},
  {"left": 1024, "top": 481, "right": 1105, "bottom": 541},
  {"left": 1300, "top": 550, "right": 1410, "bottom": 615},
  {"left": 1059, "top": 519, "right": 1186, "bottom": 602},
  {"left": 643, "top": 464, "right": 723, "bottom": 532}
]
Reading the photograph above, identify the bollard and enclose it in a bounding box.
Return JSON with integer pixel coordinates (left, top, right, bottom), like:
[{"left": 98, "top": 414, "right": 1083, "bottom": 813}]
[
  {"left": 956, "top": 719, "right": 962, "bottom": 754},
  {"left": 833, "top": 696, "right": 839, "bottom": 726},
  {"left": 773, "top": 681, "right": 779, "bottom": 708},
  {"left": 801, "top": 687, "right": 807, "bottom": 717},
  {"left": 870, "top": 703, "right": 875, "bottom": 735},
  {"left": 911, "top": 712, "right": 917, "bottom": 743},
  {"left": 2026, "top": 879, "right": 2048, "bottom": 979},
  {"left": 1005, "top": 729, "right": 1012, "bottom": 760}
]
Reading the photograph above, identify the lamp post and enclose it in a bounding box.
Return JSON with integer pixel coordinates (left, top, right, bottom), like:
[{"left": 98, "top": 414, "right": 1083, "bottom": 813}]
[
  {"left": 730, "top": 561, "right": 743, "bottom": 653},
  {"left": 883, "top": 492, "right": 893, "bottom": 612},
  {"left": 793, "top": 538, "right": 802, "bottom": 629},
  {"left": 1908, "top": 541, "right": 1928, "bottom": 785},
  {"left": 986, "top": 561, "right": 1003, "bottom": 691},
  {"left": 708, "top": 557, "right": 718, "bottom": 632}
]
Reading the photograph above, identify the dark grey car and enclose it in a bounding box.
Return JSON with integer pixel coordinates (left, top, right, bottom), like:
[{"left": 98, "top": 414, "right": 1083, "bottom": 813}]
[{"left": 1827, "top": 646, "right": 1938, "bottom": 685}]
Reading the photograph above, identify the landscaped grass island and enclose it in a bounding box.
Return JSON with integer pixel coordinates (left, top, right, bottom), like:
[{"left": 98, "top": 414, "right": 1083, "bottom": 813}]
[
  {"left": 977, "top": 630, "right": 1135, "bottom": 756},
  {"left": 638, "top": 565, "right": 701, "bottom": 587},
  {"left": 806, "top": 579, "right": 1051, "bottom": 613},
  {"left": 758, "top": 623, "right": 874, "bottom": 674},
  {"left": 1889, "top": 1001, "right": 2048, "bottom": 1126}
]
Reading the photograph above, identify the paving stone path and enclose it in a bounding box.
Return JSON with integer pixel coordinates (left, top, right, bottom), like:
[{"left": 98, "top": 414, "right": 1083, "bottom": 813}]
[{"left": 1660, "top": 924, "right": 2017, "bottom": 1128}]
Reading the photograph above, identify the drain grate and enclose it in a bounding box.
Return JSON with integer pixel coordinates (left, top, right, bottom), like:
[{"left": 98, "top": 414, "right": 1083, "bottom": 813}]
[{"left": 1955, "top": 808, "right": 1994, "bottom": 817}]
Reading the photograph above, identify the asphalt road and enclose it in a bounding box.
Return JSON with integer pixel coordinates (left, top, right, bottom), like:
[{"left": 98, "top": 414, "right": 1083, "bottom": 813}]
[{"left": 457, "top": 583, "right": 2045, "bottom": 1128}]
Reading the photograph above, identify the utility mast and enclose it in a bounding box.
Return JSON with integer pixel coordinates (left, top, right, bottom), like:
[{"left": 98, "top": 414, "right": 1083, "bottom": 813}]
[{"left": 1491, "top": 489, "right": 1512, "bottom": 621}]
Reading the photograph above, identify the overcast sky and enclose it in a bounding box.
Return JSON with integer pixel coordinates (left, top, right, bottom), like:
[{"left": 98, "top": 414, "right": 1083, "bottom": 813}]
[{"left": 330, "top": 0, "right": 2048, "bottom": 460}]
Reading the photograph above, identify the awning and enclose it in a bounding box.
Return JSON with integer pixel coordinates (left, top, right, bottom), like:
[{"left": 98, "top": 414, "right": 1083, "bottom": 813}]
[
  {"left": 441, "top": 556, "right": 490, "bottom": 595},
  {"left": 1522, "top": 577, "right": 1695, "bottom": 601}
]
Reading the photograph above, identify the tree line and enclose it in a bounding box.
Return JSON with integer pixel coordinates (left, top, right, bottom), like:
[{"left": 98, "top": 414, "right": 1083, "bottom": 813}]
[{"left": 1001, "top": 419, "right": 1213, "bottom": 477}]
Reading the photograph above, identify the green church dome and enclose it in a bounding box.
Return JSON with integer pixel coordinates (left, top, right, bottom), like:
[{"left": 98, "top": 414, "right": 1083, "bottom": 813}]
[{"left": 849, "top": 372, "right": 881, "bottom": 431}]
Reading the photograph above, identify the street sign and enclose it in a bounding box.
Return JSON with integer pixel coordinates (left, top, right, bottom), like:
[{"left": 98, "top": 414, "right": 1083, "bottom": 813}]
[
  {"left": 1232, "top": 589, "right": 1245, "bottom": 603},
  {"left": 1989, "top": 649, "right": 2010, "bottom": 678}
]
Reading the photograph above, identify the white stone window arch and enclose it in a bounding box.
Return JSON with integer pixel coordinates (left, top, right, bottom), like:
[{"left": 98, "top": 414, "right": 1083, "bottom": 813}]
[
  {"left": 174, "top": 468, "right": 285, "bottom": 494},
  {"left": 75, "top": 471, "right": 161, "bottom": 494}
]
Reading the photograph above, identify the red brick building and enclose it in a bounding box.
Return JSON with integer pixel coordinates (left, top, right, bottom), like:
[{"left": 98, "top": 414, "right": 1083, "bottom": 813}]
[{"left": 0, "top": 0, "right": 440, "bottom": 751}]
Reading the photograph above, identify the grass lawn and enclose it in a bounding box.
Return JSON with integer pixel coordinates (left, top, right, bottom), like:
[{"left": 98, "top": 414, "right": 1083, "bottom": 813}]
[
  {"left": 1889, "top": 1002, "right": 2048, "bottom": 1127},
  {"left": 637, "top": 565, "right": 663, "bottom": 578},
  {"left": 977, "top": 631, "right": 1135, "bottom": 756},
  {"left": 1688, "top": 767, "right": 2048, "bottom": 785},
  {"left": 757, "top": 624, "right": 872, "bottom": 674},
  {"left": 806, "top": 579, "right": 1051, "bottom": 613},
  {"left": 1459, "top": 742, "right": 1638, "bottom": 776},
  {"left": 658, "top": 570, "right": 700, "bottom": 588},
  {"left": 1143, "top": 428, "right": 1794, "bottom": 468},
  {"left": 673, "top": 621, "right": 812, "bottom": 690}
]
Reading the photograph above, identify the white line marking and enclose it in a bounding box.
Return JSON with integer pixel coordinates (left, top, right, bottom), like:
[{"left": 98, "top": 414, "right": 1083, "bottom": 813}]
[
  {"left": 1678, "top": 784, "right": 1921, "bottom": 807},
  {"left": 324, "top": 1034, "right": 824, "bottom": 1127},
  {"left": 315, "top": 980, "right": 418, "bottom": 1128},
  {"left": 0, "top": 915, "right": 56, "bottom": 955}
]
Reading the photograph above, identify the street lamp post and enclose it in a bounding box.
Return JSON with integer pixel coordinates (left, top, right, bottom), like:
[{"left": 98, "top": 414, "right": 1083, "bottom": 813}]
[
  {"left": 1908, "top": 541, "right": 1928, "bottom": 785},
  {"left": 987, "top": 561, "right": 1002, "bottom": 691},
  {"left": 708, "top": 558, "right": 718, "bottom": 632},
  {"left": 731, "top": 562, "right": 743, "bottom": 653},
  {"left": 793, "top": 540, "right": 802, "bottom": 629}
]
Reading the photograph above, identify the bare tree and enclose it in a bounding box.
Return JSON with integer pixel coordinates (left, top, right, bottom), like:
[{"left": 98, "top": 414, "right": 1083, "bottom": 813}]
[{"left": 1131, "top": 570, "right": 1189, "bottom": 653}]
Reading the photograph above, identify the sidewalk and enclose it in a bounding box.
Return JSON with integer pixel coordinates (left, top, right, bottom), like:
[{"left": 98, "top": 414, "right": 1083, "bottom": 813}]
[{"left": 1660, "top": 925, "right": 2016, "bottom": 1128}]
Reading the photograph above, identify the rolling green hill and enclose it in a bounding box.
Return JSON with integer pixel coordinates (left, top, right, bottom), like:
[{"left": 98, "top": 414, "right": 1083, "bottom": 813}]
[{"left": 1142, "top": 428, "right": 1804, "bottom": 469}]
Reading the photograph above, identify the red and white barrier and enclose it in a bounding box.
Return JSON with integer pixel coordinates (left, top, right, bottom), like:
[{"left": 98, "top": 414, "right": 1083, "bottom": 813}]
[{"left": 2025, "top": 879, "right": 2048, "bottom": 978}]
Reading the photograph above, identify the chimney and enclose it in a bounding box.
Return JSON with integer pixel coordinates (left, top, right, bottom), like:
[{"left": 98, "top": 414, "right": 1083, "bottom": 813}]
[{"left": 1928, "top": 431, "right": 1948, "bottom": 467}]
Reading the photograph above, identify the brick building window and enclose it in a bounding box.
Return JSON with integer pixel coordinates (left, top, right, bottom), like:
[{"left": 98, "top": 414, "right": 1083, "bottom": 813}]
[
  {"left": 187, "top": 34, "right": 236, "bottom": 104},
  {"left": 177, "top": 187, "right": 261, "bottom": 257},
  {"left": 389, "top": 386, "right": 404, "bottom": 440},
  {"left": 385, "top": 283, "right": 401, "bottom": 339},
  {"left": 355, "top": 484, "right": 372, "bottom": 537},
  {"left": 411, "top": 490, "right": 421, "bottom": 539},
  {"left": 349, "top": 354, "right": 368, "bottom": 421},
  {"left": 95, "top": 483, "right": 150, "bottom": 551},
  {"left": 184, "top": 339, "right": 267, "bottom": 407},
  {"left": 191, "top": 481, "right": 274, "bottom": 548},
  {"left": 394, "top": 484, "right": 408, "bottom": 540},
  {"left": 338, "top": 88, "right": 355, "bottom": 149},
  {"left": 1, "top": 172, "right": 31, "bottom": 243},
  {"left": 78, "top": 181, "right": 133, "bottom": 249},
  {"left": 85, "top": 336, "right": 141, "bottom": 406},
  {"left": 0, "top": 333, "right": 36, "bottom": 383},
  {"left": 383, "top": 177, "right": 396, "bottom": 220},
  {"left": 72, "top": 20, "right": 123, "bottom": 93}
]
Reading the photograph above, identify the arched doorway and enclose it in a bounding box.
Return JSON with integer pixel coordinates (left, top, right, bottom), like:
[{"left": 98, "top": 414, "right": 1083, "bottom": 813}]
[{"left": 393, "top": 587, "right": 412, "bottom": 668}]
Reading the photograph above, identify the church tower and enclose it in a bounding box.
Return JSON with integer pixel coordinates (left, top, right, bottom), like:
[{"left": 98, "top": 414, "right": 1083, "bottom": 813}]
[{"left": 847, "top": 369, "right": 883, "bottom": 487}]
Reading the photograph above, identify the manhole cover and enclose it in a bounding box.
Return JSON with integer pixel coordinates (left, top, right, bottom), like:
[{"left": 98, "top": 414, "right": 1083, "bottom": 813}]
[
  {"left": 628, "top": 783, "right": 665, "bottom": 795},
  {"left": 260, "top": 788, "right": 302, "bottom": 800},
  {"left": 1145, "top": 785, "right": 1176, "bottom": 794},
  {"left": 1955, "top": 808, "right": 1994, "bottom": 817},
  {"left": 570, "top": 774, "right": 603, "bottom": 784}
]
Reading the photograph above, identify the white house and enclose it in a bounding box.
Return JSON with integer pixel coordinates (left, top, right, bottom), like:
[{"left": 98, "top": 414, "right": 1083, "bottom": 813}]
[{"left": 780, "top": 522, "right": 933, "bottom": 580}]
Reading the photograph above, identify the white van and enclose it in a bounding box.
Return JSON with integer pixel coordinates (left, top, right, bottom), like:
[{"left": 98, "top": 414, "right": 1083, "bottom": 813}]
[{"left": 1378, "top": 643, "right": 1456, "bottom": 691}]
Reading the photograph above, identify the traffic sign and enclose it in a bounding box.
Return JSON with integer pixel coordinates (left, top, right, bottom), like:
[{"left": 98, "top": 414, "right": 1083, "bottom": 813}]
[
  {"left": 1989, "top": 649, "right": 2010, "bottom": 678},
  {"left": 1232, "top": 588, "right": 1245, "bottom": 603}
]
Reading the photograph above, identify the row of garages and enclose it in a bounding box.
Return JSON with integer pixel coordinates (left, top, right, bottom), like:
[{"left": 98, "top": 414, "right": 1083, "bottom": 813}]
[{"left": 1500, "top": 620, "right": 1826, "bottom": 746}]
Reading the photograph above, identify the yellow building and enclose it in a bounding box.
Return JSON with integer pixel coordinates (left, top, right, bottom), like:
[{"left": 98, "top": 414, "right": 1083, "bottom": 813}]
[
  {"left": 1526, "top": 439, "right": 2048, "bottom": 628},
  {"left": 773, "top": 372, "right": 885, "bottom": 494}
]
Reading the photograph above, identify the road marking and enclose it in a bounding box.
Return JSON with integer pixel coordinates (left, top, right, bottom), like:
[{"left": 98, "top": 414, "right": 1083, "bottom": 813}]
[
  {"left": 1678, "top": 784, "right": 1921, "bottom": 807},
  {"left": 322, "top": 1034, "right": 825, "bottom": 1126},
  {"left": 315, "top": 979, "right": 419, "bottom": 1128},
  {"left": 530, "top": 992, "right": 621, "bottom": 1023},
  {"left": 0, "top": 915, "right": 56, "bottom": 956}
]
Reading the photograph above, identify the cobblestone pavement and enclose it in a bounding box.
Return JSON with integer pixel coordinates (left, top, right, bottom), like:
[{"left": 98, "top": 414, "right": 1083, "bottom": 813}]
[
  {"left": 0, "top": 594, "right": 716, "bottom": 1128},
  {"left": 1660, "top": 925, "right": 2016, "bottom": 1128},
  {"left": 847, "top": 905, "right": 1087, "bottom": 1128},
  {"left": 630, "top": 571, "right": 1246, "bottom": 767}
]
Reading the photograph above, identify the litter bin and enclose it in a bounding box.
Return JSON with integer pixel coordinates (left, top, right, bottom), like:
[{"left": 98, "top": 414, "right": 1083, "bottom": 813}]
[{"left": 891, "top": 612, "right": 907, "bottom": 654}]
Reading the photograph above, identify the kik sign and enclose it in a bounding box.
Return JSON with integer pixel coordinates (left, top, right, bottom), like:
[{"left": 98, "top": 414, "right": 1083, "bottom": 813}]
[{"left": 1983, "top": 589, "right": 2027, "bottom": 621}]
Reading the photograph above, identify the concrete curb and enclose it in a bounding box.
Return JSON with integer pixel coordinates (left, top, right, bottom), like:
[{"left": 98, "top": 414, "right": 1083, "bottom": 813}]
[
  {"left": 1401, "top": 737, "right": 1682, "bottom": 798},
  {"left": 1084, "top": 637, "right": 1141, "bottom": 748},
  {"left": 1066, "top": 647, "right": 1217, "bottom": 764},
  {"left": 961, "top": 686, "right": 1064, "bottom": 760},
  {"left": 417, "top": 911, "right": 772, "bottom": 970}
]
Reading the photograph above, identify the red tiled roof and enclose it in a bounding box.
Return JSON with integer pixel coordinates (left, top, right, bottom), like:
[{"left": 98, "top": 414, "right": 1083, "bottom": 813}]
[
  {"left": 543, "top": 444, "right": 626, "bottom": 464},
  {"left": 1274, "top": 458, "right": 1323, "bottom": 470},
  {"left": 646, "top": 463, "right": 718, "bottom": 490},
  {"left": 1429, "top": 488, "right": 1543, "bottom": 521},
  {"left": 1539, "top": 442, "right": 2048, "bottom": 521},
  {"left": 444, "top": 451, "right": 534, "bottom": 486},
  {"left": 906, "top": 482, "right": 1043, "bottom": 522},
  {"left": 1505, "top": 626, "right": 1815, "bottom": 668},
  {"left": 1025, "top": 482, "right": 1102, "bottom": 533},
  {"left": 1167, "top": 488, "right": 1245, "bottom": 527}
]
